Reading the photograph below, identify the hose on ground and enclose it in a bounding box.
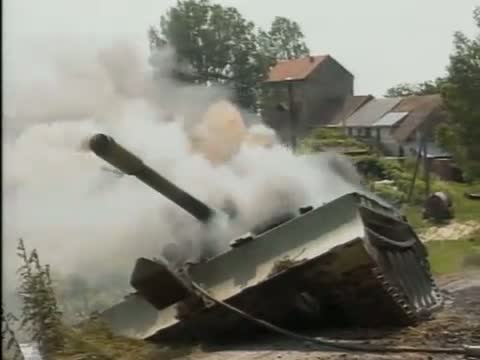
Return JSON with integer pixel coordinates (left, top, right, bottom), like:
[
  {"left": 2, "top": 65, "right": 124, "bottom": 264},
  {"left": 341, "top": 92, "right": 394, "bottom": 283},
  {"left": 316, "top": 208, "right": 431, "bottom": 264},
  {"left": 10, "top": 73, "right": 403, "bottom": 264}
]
[{"left": 184, "top": 267, "right": 479, "bottom": 357}]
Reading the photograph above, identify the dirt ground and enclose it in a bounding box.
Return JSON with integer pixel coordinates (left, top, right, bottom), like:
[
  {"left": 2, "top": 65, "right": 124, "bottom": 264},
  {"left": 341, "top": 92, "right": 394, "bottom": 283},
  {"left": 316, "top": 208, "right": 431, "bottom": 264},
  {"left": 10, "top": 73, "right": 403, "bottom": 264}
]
[
  {"left": 420, "top": 221, "right": 480, "bottom": 242},
  {"left": 178, "top": 271, "right": 480, "bottom": 360}
]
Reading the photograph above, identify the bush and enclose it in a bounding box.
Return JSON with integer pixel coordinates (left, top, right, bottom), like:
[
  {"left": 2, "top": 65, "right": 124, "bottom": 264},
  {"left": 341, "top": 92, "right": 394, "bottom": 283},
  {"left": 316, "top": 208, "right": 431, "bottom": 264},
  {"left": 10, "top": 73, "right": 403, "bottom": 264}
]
[
  {"left": 355, "top": 157, "right": 431, "bottom": 204},
  {"left": 13, "top": 239, "right": 183, "bottom": 359},
  {"left": 307, "top": 128, "right": 346, "bottom": 140},
  {"left": 299, "top": 127, "right": 369, "bottom": 154},
  {"left": 16, "top": 238, "right": 64, "bottom": 356},
  {"left": 373, "top": 183, "right": 406, "bottom": 204},
  {"left": 302, "top": 131, "right": 452, "bottom": 206},
  {"left": 2, "top": 305, "right": 24, "bottom": 360},
  {"left": 355, "top": 156, "right": 386, "bottom": 179}
]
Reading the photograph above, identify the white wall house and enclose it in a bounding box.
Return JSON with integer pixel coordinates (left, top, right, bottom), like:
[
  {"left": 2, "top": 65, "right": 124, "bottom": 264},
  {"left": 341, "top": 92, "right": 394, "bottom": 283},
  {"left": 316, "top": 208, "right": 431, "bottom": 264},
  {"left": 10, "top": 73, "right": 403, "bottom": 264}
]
[{"left": 333, "top": 94, "right": 448, "bottom": 158}]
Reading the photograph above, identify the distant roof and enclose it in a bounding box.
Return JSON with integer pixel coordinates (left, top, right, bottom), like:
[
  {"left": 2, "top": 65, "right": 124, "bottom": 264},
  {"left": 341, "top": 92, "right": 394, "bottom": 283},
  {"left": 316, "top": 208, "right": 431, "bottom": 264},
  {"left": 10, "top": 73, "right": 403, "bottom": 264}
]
[
  {"left": 323, "top": 95, "right": 374, "bottom": 127},
  {"left": 342, "top": 98, "right": 402, "bottom": 127},
  {"left": 372, "top": 112, "right": 409, "bottom": 127},
  {"left": 265, "top": 55, "right": 328, "bottom": 83},
  {"left": 391, "top": 94, "right": 444, "bottom": 142}
]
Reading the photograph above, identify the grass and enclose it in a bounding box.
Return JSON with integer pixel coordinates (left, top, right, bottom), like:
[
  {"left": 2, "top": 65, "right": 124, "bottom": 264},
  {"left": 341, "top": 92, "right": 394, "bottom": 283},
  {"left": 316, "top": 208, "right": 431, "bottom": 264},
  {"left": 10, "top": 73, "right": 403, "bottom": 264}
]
[
  {"left": 426, "top": 236, "right": 480, "bottom": 275},
  {"left": 401, "top": 181, "right": 480, "bottom": 275},
  {"left": 54, "top": 323, "right": 195, "bottom": 360},
  {"left": 442, "top": 182, "right": 480, "bottom": 221},
  {"left": 403, "top": 205, "right": 427, "bottom": 230},
  {"left": 404, "top": 181, "right": 480, "bottom": 231}
]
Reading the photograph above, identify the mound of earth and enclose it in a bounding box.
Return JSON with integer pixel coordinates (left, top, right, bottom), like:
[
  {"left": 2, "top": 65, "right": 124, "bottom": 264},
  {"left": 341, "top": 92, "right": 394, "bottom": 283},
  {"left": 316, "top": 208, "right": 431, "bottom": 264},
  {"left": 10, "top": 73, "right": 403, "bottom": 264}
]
[{"left": 178, "top": 271, "right": 480, "bottom": 360}]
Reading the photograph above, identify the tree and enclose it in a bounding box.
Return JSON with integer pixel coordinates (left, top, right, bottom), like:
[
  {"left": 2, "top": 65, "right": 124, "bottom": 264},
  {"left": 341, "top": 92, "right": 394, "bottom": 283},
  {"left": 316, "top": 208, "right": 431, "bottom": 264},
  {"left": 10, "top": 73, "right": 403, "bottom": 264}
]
[
  {"left": 258, "top": 16, "right": 310, "bottom": 61},
  {"left": 436, "top": 7, "right": 480, "bottom": 178},
  {"left": 149, "top": 0, "right": 264, "bottom": 110},
  {"left": 385, "top": 79, "right": 445, "bottom": 97},
  {"left": 149, "top": 1, "right": 309, "bottom": 111},
  {"left": 147, "top": 27, "right": 166, "bottom": 51}
]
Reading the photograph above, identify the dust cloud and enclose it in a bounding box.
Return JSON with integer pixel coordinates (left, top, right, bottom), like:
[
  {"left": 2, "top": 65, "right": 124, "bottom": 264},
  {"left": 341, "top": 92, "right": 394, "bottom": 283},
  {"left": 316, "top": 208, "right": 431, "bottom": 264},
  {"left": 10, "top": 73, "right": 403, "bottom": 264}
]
[{"left": 2, "top": 40, "right": 363, "bottom": 310}]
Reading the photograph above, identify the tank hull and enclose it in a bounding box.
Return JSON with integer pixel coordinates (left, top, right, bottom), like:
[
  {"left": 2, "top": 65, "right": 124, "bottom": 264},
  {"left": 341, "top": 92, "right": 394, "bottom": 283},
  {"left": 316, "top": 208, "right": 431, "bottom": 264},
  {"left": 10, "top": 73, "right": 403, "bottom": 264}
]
[{"left": 98, "top": 193, "right": 442, "bottom": 343}]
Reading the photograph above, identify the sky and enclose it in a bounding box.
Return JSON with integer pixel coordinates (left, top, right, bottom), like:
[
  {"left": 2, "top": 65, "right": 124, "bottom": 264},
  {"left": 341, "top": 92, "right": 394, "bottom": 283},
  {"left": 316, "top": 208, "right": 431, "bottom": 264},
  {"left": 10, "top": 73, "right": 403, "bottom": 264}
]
[{"left": 3, "top": 0, "right": 479, "bottom": 96}]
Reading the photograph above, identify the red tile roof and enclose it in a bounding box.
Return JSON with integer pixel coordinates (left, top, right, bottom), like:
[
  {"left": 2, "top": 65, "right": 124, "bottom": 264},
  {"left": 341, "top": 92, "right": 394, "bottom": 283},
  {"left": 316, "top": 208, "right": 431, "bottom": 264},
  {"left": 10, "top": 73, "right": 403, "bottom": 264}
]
[{"left": 265, "top": 55, "right": 328, "bottom": 82}]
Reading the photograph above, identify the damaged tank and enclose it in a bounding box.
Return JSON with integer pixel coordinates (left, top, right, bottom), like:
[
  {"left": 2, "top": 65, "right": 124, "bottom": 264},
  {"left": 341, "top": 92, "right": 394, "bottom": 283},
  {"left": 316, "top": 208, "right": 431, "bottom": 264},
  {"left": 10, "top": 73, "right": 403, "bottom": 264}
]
[{"left": 89, "top": 133, "right": 443, "bottom": 343}]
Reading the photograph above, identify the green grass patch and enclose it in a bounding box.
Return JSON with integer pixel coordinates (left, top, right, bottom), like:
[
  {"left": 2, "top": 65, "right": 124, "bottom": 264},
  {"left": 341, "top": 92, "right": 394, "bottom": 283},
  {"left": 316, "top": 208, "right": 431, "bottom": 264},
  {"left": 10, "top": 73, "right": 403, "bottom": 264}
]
[
  {"left": 408, "top": 181, "right": 480, "bottom": 275},
  {"left": 444, "top": 182, "right": 480, "bottom": 222},
  {"left": 403, "top": 182, "right": 480, "bottom": 231},
  {"left": 426, "top": 235, "right": 480, "bottom": 275}
]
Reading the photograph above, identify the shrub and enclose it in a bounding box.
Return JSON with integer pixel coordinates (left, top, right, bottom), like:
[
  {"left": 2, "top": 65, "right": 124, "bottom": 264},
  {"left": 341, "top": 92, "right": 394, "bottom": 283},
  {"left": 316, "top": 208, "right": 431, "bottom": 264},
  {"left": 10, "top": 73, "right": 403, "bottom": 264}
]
[
  {"left": 299, "top": 127, "right": 369, "bottom": 154},
  {"left": 355, "top": 156, "right": 386, "bottom": 179},
  {"left": 373, "top": 183, "right": 406, "bottom": 204},
  {"left": 2, "top": 305, "right": 24, "bottom": 360},
  {"left": 14, "top": 239, "right": 179, "bottom": 359},
  {"left": 16, "top": 238, "right": 64, "bottom": 356}
]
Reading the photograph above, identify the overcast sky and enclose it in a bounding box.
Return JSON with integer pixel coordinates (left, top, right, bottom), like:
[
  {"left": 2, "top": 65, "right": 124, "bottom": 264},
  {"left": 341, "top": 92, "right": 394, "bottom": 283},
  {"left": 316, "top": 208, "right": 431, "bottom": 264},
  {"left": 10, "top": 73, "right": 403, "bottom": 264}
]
[{"left": 4, "top": 0, "right": 479, "bottom": 96}]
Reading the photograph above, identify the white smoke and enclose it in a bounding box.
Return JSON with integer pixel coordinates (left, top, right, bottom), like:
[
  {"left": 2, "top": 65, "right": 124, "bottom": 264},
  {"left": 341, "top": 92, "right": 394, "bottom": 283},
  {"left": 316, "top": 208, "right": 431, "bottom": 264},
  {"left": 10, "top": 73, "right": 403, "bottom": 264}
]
[{"left": 2, "top": 32, "right": 364, "bottom": 314}]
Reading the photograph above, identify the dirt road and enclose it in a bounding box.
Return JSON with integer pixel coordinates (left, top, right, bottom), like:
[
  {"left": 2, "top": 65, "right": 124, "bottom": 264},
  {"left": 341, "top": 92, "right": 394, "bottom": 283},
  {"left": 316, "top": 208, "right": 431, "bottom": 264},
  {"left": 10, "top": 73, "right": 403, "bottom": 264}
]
[{"left": 178, "top": 271, "right": 480, "bottom": 360}]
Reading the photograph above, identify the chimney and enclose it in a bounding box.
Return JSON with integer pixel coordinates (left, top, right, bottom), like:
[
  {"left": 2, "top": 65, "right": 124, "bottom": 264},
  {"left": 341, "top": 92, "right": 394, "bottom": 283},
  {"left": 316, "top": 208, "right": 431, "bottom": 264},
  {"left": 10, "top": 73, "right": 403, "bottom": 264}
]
[{"left": 309, "top": 56, "right": 314, "bottom": 63}]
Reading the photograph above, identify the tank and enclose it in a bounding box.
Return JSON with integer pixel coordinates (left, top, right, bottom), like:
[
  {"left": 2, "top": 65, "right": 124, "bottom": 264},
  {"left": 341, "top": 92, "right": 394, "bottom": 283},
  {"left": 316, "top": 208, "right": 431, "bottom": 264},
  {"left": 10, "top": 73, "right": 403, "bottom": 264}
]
[{"left": 89, "top": 133, "right": 443, "bottom": 343}]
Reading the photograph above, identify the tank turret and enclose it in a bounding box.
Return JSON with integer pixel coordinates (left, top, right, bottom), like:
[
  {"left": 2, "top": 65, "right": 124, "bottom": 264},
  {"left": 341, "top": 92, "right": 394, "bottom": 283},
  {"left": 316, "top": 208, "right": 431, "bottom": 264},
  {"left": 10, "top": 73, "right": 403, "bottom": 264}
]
[{"left": 89, "top": 133, "right": 216, "bottom": 223}]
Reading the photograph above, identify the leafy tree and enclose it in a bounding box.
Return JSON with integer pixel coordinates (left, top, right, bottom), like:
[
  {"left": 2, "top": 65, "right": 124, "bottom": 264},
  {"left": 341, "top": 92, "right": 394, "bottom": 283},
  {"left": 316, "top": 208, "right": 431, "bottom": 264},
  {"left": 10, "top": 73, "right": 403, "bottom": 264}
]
[
  {"left": 385, "top": 79, "right": 445, "bottom": 97},
  {"left": 385, "top": 7, "right": 480, "bottom": 178},
  {"left": 437, "top": 7, "right": 480, "bottom": 178},
  {"left": 149, "top": 1, "right": 309, "bottom": 111},
  {"left": 258, "top": 16, "right": 310, "bottom": 61},
  {"left": 147, "top": 26, "right": 167, "bottom": 51},
  {"left": 149, "top": 0, "right": 264, "bottom": 110}
]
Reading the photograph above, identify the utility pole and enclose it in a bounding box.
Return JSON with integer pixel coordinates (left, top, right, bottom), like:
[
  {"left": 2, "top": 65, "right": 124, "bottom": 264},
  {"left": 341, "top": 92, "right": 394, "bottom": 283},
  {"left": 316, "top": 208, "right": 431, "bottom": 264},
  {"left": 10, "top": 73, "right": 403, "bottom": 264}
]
[
  {"left": 286, "top": 81, "right": 297, "bottom": 151},
  {"left": 423, "top": 137, "right": 431, "bottom": 197},
  {"left": 408, "top": 134, "right": 428, "bottom": 204}
]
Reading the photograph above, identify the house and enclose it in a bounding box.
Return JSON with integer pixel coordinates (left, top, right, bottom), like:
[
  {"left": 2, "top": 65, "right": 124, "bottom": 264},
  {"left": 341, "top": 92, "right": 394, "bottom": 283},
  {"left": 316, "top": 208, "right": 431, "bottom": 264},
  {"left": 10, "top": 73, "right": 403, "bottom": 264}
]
[
  {"left": 329, "top": 94, "right": 447, "bottom": 156},
  {"left": 261, "top": 55, "right": 449, "bottom": 161},
  {"left": 330, "top": 97, "right": 403, "bottom": 134},
  {"left": 390, "top": 94, "right": 447, "bottom": 156},
  {"left": 261, "top": 55, "right": 354, "bottom": 143}
]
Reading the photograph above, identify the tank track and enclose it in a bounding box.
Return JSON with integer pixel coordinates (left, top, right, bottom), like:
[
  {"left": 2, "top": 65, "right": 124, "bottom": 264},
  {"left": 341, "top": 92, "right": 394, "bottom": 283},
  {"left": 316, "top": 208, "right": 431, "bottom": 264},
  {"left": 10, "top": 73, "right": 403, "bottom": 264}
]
[
  {"left": 371, "top": 246, "right": 443, "bottom": 325},
  {"left": 354, "top": 195, "right": 444, "bottom": 325},
  {"left": 318, "top": 259, "right": 441, "bottom": 328}
]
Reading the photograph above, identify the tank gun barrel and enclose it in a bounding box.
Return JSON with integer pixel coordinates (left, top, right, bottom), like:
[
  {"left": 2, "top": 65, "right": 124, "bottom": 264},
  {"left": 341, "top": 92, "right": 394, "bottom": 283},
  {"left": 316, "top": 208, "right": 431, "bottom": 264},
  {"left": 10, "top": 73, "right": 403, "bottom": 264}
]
[{"left": 89, "top": 133, "right": 215, "bottom": 223}]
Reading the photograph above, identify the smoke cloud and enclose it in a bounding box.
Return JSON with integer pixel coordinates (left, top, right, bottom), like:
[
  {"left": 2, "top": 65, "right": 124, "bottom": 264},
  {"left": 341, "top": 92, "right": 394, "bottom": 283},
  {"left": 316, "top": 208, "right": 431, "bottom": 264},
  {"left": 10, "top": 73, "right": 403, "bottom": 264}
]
[{"left": 3, "top": 18, "right": 364, "bottom": 315}]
